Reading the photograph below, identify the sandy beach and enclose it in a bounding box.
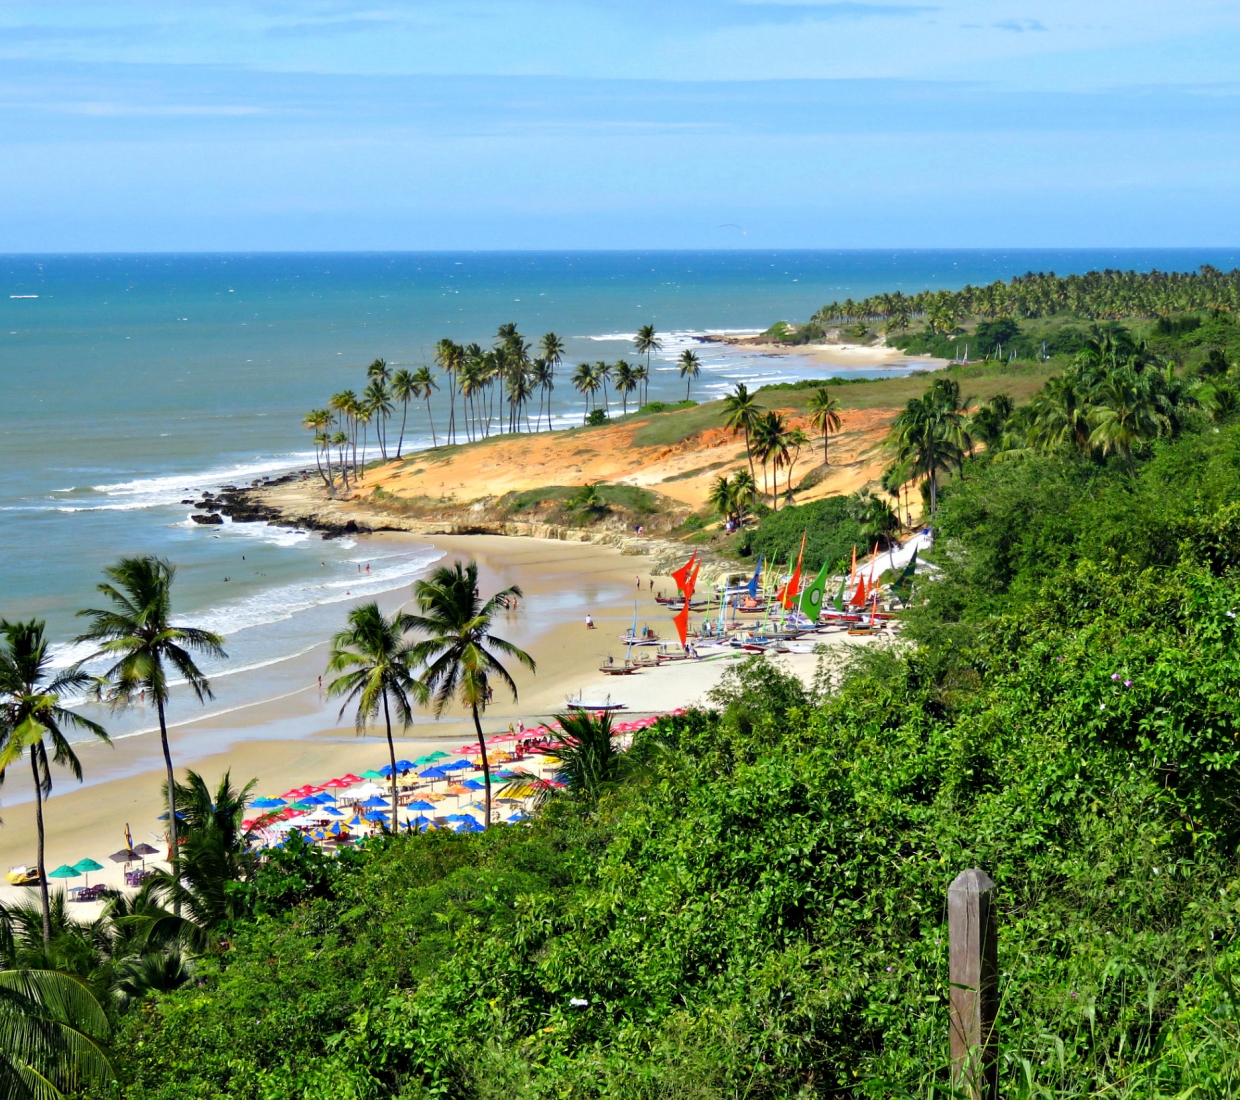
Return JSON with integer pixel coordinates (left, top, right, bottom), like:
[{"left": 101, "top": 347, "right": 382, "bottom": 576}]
[{"left": 0, "top": 529, "right": 875, "bottom": 913}]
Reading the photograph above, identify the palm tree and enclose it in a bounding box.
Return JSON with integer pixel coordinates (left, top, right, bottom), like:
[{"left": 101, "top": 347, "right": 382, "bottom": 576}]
[
  {"left": 331, "top": 431, "right": 349, "bottom": 485},
  {"left": 391, "top": 369, "right": 417, "bottom": 458},
  {"left": 363, "top": 378, "right": 393, "bottom": 461},
  {"left": 784, "top": 428, "right": 808, "bottom": 501},
  {"left": 888, "top": 393, "right": 966, "bottom": 516},
  {"left": 412, "top": 366, "right": 439, "bottom": 447},
  {"left": 594, "top": 361, "right": 613, "bottom": 415},
  {"left": 633, "top": 325, "right": 661, "bottom": 403},
  {"left": 539, "top": 333, "right": 565, "bottom": 429},
  {"left": 722, "top": 383, "right": 764, "bottom": 483},
  {"left": 153, "top": 770, "right": 261, "bottom": 931},
  {"left": 751, "top": 411, "right": 788, "bottom": 509},
  {"left": 1088, "top": 372, "right": 1168, "bottom": 471},
  {"left": 572, "top": 362, "right": 595, "bottom": 417},
  {"left": 708, "top": 475, "right": 738, "bottom": 525},
  {"left": 614, "top": 361, "right": 638, "bottom": 415},
  {"left": 805, "top": 388, "right": 842, "bottom": 465},
  {"left": 366, "top": 359, "right": 392, "bottom": 457},
  {"left": 0, "top": 969, "right": 113, "bottom": 1097},
  {"left": 326, "top": 603, "right": 425, "bottom": 820},
  {"left": 407, "top": 562, "right": 534, "bottom": 828},
  {"left": 0, "top": 621, "right": 109, "bottom": 944},
  {"left": 678, "top": 349, "right": 701, "bottom": 400},
  {"left": 632, "top": 364, "right": 649, "bottom": 409},
  {"left": 303, "top": 409, "right": 333, "bottom": 488},
  {"left": 531, "top": 710, "right": 628, "bottom": 806},
  {"left": 531, "top": 358, "right": 554, "bottom": 431},
  {"left": 76, "top": 557, "right": 226, "bottom": 914}
]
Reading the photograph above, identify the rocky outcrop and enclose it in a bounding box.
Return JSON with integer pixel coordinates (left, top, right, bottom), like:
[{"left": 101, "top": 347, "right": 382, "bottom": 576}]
[{"left": 190, "top": 513, "right": 224, "bottom": 525}]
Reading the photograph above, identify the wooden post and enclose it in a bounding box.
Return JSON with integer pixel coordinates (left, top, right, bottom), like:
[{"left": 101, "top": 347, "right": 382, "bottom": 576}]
[{"left": 948, "top": 868, "right": 998, "bottom": 1100}]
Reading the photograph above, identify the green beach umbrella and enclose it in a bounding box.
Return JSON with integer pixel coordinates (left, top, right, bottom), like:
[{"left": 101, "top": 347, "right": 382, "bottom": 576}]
[
  {"left": 74, "top": 857, "right": 104, "bottom": 887},
  {"left": 361, "top": 769, "right": 385, "bottom": 780},
  {"left": 428, "top": 751, "right": 450, "bottom": 761},
  {"left": 48, "top": 864, "right": 81, "bottom": 882}
]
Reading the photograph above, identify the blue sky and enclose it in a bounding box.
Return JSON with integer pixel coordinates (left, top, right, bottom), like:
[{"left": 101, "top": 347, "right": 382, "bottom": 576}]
[{"left": 3, "top": 1, "right": 1240, "bottom": 250}]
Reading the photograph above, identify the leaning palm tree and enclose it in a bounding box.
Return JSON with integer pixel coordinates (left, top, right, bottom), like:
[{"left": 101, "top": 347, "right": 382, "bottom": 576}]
[
  {"left": 572, "top": 362, "right": 595, "bottom": 417},
  {"left": 722, "top": 384, "right": 764, "bottom": 482},
  {"left": 805, "top": 388, "right": 842, "bottom": 465},
  {"left": 614, "top": 361, "right": 638, "bottom": 415},
  {"left": 363, "top": 377, "right": 394, "bottom": 462},
  {"left": 391, "top": 369, "right": 417, "bottom": 458},
  {"left": 678, "top": 349, "right": 701, "bottom": 400},
  {"left": 326, "top": 603, "right": 424, "bottom": 821},
  {"left": 76, "top": 558, "right": 226, "bottom": 914},
  {"left": 302, "top": 409, "right": 333, "bottom": 488},
  {"left": 633, "top": 325, "right": 661, "bottom": 402},
  {"left": 539, "top": 333, "right": 565, "bottom": 428},
  {"left": 0, "top": 621, "right": 109, "bottom": 945},
  {"left": 407, "top": 562, "right": 535, "bottom": 828},
  {"left": 411, "top": 366, "right": 439, "bottom": 447},
  {"left": 632, "top": 363, "right": 649, "bottom": 408},
  {"left": 0, "top": 968, "right": 114, "bottom": 1097}
]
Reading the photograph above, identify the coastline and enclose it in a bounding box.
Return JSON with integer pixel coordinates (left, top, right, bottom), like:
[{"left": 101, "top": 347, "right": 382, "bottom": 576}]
[{"left": 702, "top": 332, "right": 945, "bottom": 371}]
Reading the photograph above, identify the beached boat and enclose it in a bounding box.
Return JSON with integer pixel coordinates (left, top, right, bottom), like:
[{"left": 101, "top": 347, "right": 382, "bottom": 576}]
[
  {"left": 618, "top": 627, "right": 662, "bottom": 646},
  {"left": 6, "top": 866, "right": 40, "bottom": 886},
  {"left": 567, "top": 700, "right": 629, "bottom": 711},
  {"left": 599, "top": 656, "right": 641, "bottom": 675}
]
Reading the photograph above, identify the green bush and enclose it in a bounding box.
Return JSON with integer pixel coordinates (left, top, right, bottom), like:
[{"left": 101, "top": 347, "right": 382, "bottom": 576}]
[{"left": 737, "top": 495, "right": 863, "bottom": 572}]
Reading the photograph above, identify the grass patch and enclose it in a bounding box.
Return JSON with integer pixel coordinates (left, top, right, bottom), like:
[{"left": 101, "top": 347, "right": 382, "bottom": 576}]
[{"left": 662, "top": 459, "right": 735, "bottom": 483}]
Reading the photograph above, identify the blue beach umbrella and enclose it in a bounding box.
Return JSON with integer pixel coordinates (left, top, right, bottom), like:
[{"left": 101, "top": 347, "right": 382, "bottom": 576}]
[
  {"left": 394, "top": 759, "right": 414, "bottom": 772},
  {"left": 321, "top": 806, "right": 346, "bottom": 817},
  {"left": 445, "top": 813, "right": 474, "bottom": 823},
  {"left": 408, "top": 815, "right": 437, "bottom": 831},
  {"left": 454, "top": 818, "right": 485, "bottom": 833},
  {"left": 250, "top": 797, "right": 286, "bottom": 809},
  {"left": 506, "top": 812, "right": 529, "bottom": 823},
  {"left": 418, "top": 766, "right": 448, "bottom": 779},
  {"left": 359, "top": 796, "right": 390, "bottom": 809},
  {"left": 461, "top": 779, "right": 486, "bottom": 791},
  {"left": 443, "top": 759, "right": 472, "bottom": 771},
  {"left": 407, "top": 800, "right": 436, "bottom": 811},
  {"left": 364, "top": 811, "right": 390, "bottom": 823}
]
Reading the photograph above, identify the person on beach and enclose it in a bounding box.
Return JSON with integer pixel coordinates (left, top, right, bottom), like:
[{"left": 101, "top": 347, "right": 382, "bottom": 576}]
[{"left": 586, "top": 613, "right": 595, "bottom": 629}]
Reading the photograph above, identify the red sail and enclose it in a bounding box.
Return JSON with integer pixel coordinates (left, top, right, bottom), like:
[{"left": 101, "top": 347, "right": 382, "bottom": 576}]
[
  {"left": 782, "top": 533, "right": 806, "bottom": 611},
  {"left": 673, "top": 602, "right": 691, "bottom": 647},
  {"left": 670, "top": 552, "right": 697, "bottom": 595},
  {"left": 850, "top": 575, "right": 868, "bottom": 608}
]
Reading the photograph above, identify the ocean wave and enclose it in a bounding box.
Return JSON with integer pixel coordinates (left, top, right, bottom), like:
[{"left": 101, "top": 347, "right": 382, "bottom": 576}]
[{"left": 582, "top": 328, "right": 761, "bottom": 343}]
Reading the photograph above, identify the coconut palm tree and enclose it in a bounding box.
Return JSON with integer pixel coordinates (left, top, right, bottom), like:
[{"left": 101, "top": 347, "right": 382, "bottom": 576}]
[
  {"left": 614, "top": 361, "right": 638, "bottom": 415},
  {"left": 76, "top": 557, "right": 226, "bottom": 914},
  {"left": 677, "top": 349, "right": 701, "bottom": 399},
  {"left": 0, "top": 968, "right": 114, "bottom": 1097},
  {"left": 363, "top": 378, "right": 393, "bottom": 461},
  {"left": 331, "top": 431, "right": 349, "bottom": 486},
  {"left": 888, "top": 393, "right": 966, "bottom": 516},
  {"left": 751, "top": 411, "right": 788, "bottom": 509},
  {"left": 805, "top": 388, "right": 842, "bottom": 465},
  {"left": 784, "top": 428, "right": 808, "bottom": 501},
  {"left": 391, "top": 369, "right": 417, "bottom": 458},
  {"left": 634, "top": 325, "right": 661, "bottom": 402},
  {"left": 722, "top": 383, "right": 764, "bottom": 482},
  {"left": 411, "top": 366, "right": 439, "bottom": 447},
  {"left": 572, "top": 362, "right": 595, "bottom": 416},
  {"left": 303, "top": 409, "right": 333, "bottom": 488},
  {"left": 593, "top": 361, "right": 613, "bottom": 416},
  {"left": 0, "top": 621, "right": 109, "bottom": 945},
  {"left": 539, "top": 333, "right": 565, "bottom": 428},
  {"left": 326, "top": 603, "right": 425, "bottom": 820},
  {"left": 532, "top": 710, "right": 628, "bottom": 806},
  {"left": 632, "top": 363, "right": 649, "bottom": 408},
  {"left": 407, "top": 561, "right": 534, "bottom": 828},
  {"left": 531, "top": 358, "right": 554, "bottom": 431}
]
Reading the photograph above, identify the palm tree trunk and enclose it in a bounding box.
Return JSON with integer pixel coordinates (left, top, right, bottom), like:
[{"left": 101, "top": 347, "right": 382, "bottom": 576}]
[
  {"left": 31, "top": 754, "right": 50, "bottom": 945},
  {"left": 383, "top": 693, "right": 399, "bottom": 833},
  {"left": 397, "top": 400, "right": 408, "bottom": 458},
  {"left": 472, "top": 701, "right": 492, "bottom": 829},
  {"left": 823, "top": 426, "right": 829, "bottom": 465},
  {"left": 425, "top": 397, "right": 438, "bottom": 447},
  {"left": 745, "top": 427, "right": 756, "bottom": 482},
  {"left": 156, "top": 694, "right": 180, "bottom": 917}
]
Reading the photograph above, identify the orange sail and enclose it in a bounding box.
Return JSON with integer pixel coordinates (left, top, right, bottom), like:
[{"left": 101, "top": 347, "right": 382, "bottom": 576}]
[
  {"left": 850, "top": 575, "right": 868, "bottom": 608},
  {"left": 673, "top": 602, "right": 691, "bottom": 646},
  {"left": 782, "top": 533, "right": 806, "bottom": 611},
  {"left": 671, "top": 553, "right": 697, "bottom": 595}
]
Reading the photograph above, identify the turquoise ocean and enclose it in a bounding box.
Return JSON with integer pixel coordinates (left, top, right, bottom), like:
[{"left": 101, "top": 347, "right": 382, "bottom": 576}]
[{"left": 3, "top": 249, "right": 1237, "bottom": 747}]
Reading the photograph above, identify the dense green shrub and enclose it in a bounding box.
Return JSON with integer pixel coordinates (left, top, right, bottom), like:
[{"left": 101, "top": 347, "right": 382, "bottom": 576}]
[{"left": 737, "top": 495, "right": 864, "bottom": 572}]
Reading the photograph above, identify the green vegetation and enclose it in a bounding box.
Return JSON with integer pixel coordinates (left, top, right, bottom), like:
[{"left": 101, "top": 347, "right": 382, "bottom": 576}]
[
  {"left": 500, "top": 484, "right": 665, "bottom": 523},
  {"left": 737, "top": 494, "right": 864, "bottom": 571}
]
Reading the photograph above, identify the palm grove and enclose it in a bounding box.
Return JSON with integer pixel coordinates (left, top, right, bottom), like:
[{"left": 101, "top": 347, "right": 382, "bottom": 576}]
[
  {"left": 0, "top": 553, "right": 530, "bottom": 1095},
  {"left": 301, "top": 324, "right": 715, "bottom": 494}
]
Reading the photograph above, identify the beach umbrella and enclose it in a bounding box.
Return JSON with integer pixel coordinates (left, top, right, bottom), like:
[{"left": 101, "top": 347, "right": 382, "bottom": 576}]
[
  {"left": 364, "top": 810, "right": 390, "bottom": 823},
  {"left": 408, "top": 815, "right": 437, "bottom": 831},
  {"left": 461, "top": 779, "right": 486, "bottom": 791},
  {"left": 321, "top": 777, "right": 351, "bottom": 789},
  {"left": 250, "top": 797, "right": 287, "bottom": 809},
  {"left": 454, "top": 818, "right": 485, "bottom": 833},
  {"left": 347, "top": 813, "right": 366, "bottom": 828},
  {"left": 72, "top": 858, "right": 104, "bottom": 888},
  {"left": 419, "top": 766, "right": 448, "bottom": 780},
  {"left": 359, "top": 796, "right": 390, "bottom": 809},
  {"left": 109, "top": 848, "right": 141, "bottom": 864},
  {"left": 407, "top": 800, "right": 436, "bottom": 811},
  {"left": 328, "top": 822, "right": 345, "bottom": 836},
  {"left": 444, "top": 758, "right": 473, "bottom": 771},
  {"left": 337, "top": 773, "right": 364, "bottom": 785},
  {"left": 361, "top": 769, "right": 385, "bottom": 780},
  {"left": 321, "top": 806, "right": 346, "bottom": 817},
  {"left": 48, "top": 865, "right": 81, "bottom": 883},
  {"left": 506, "top": 812, "right": 529, "bottom": 823},
  {"left": 444, "top": 813, "right": 474, "bottom": 823}
]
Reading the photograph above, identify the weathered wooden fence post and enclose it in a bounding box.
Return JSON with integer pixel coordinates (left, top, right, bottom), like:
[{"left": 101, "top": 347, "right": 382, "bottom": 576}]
[{"left": 948, "top": 868, "right": 998, "bottom": 1100}]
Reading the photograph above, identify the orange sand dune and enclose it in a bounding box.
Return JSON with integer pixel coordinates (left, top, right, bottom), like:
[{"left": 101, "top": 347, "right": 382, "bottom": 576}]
[{"left": 363, "top": 404, "right": 898, "bottom": 513}]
